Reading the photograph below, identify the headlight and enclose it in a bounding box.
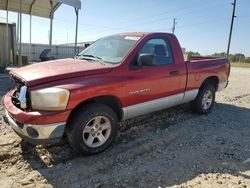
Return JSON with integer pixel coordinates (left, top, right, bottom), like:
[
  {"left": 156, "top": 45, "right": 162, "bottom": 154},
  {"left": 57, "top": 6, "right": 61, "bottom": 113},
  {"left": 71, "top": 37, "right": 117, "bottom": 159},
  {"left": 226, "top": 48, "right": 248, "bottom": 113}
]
[{"left": 30, "top": 88, "right": 70, "bottom": 111}]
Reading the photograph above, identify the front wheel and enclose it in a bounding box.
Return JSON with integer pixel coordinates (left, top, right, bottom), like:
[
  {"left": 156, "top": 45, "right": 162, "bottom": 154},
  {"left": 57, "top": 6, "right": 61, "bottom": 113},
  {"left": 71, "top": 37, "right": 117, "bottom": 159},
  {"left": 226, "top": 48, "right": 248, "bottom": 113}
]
[
  {"left": 67, "top": 104, "right": 118, "bottom": 155},
  {"left": 190, "top": 84, "right": 216, "bottom": 114}
]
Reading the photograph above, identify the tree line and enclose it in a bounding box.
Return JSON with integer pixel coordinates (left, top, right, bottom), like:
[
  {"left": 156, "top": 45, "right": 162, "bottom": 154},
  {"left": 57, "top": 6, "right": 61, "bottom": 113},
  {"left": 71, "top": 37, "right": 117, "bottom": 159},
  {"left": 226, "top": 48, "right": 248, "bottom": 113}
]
[{"left": 186, "top": 51, "right": 250, "bottom": 63}]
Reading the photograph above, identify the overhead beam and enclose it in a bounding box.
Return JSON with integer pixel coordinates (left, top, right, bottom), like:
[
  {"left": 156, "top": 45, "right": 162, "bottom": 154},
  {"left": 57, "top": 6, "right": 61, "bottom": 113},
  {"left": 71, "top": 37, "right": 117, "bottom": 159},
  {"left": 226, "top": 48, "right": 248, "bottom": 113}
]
[
  {"left": 52, "top": 0, "right": 81, "bottom": 9},
  {"left": 0, "top": 0, "right": 80, "bottom": 18},
  {"left": 29, "top": 0, "right": 37, "bottom": 13}
]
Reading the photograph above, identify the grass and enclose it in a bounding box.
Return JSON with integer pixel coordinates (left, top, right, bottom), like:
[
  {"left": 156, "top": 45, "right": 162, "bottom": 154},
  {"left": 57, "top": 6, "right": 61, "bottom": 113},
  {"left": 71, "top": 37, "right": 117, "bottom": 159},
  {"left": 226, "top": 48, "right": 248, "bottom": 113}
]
[{"left": 231, "top": 62, "right": 250, "bottom": 68}]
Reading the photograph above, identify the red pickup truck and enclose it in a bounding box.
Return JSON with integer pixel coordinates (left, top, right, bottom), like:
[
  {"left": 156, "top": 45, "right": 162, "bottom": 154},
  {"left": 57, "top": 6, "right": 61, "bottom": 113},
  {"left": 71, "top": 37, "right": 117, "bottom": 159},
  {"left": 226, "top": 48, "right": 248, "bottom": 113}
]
[{"left": 4, "top": 32, "right": 230, "bottom": 154}]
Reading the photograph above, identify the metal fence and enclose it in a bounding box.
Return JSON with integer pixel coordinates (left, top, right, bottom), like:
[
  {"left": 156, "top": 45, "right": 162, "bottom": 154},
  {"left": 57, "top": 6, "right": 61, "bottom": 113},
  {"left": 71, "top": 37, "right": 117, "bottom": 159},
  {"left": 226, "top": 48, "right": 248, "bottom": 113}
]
[{"left": 21, "top": 43, "right": 85, "bottom": 62}]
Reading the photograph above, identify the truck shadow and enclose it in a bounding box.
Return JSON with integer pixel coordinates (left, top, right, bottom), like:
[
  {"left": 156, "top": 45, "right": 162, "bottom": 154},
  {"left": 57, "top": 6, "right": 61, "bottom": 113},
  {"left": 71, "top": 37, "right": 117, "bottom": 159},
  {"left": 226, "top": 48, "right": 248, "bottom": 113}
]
[{"left": 20, "top": 102, "right": 250, "bottom": 187}]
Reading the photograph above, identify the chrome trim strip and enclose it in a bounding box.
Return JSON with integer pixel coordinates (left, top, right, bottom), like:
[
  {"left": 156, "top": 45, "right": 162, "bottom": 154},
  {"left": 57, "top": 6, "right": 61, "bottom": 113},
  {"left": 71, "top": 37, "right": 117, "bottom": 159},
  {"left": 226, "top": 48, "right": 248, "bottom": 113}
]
[
  {"left": 5, "top": 110, "right": 66, "bottom": 140},
  {"left": 122, "top": 89, "right": 199, "bottom": 120},
  {"left": 217, "top": 81, "right": 228, "bottom": 92}
]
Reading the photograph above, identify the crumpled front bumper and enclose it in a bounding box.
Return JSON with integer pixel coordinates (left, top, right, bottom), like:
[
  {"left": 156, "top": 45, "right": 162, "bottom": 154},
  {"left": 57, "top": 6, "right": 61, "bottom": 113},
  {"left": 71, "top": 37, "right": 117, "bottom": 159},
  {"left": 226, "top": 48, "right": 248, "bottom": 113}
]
[
  {"left": 3, "top": 90, "right": 70, "bottom": 144},
  {"left": 3, "top": 111, "right": 66, "bottom": 144}
]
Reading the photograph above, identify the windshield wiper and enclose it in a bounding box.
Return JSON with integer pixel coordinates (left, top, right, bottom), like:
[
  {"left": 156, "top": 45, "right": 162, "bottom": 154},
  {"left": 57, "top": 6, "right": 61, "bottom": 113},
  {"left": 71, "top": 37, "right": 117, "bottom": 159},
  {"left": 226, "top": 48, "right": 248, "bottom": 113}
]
[{"left": 78, "top": 54, "right": 106, "bottom": 65}]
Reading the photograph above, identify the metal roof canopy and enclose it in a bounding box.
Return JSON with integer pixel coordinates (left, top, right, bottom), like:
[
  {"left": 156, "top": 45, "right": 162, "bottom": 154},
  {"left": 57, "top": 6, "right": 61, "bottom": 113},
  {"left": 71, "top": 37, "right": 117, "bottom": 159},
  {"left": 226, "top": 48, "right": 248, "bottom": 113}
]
[{"left": 0, "top": 0, "right": 81, "bottom": 66}]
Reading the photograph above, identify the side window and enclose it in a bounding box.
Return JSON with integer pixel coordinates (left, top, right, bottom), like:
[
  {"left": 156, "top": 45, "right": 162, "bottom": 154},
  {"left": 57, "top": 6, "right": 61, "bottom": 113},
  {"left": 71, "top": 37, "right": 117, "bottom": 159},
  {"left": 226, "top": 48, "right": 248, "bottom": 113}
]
[{"left": 139, "top": 38, "right": 173, "bottom": 66}]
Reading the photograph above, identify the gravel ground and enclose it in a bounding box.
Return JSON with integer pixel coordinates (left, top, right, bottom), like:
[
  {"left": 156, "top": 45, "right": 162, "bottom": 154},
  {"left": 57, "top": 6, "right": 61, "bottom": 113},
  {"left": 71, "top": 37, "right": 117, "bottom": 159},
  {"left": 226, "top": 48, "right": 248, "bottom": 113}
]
[{"left": 0, "top": 67, "right": 250, "bottom": 188}]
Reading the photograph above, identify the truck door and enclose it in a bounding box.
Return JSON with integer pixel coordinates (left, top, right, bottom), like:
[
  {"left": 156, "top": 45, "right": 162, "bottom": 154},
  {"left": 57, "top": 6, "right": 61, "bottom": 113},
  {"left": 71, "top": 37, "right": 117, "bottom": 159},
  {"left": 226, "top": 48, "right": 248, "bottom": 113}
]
[{"left": 124, "top": 37, "right": 187, "bottom": 108}]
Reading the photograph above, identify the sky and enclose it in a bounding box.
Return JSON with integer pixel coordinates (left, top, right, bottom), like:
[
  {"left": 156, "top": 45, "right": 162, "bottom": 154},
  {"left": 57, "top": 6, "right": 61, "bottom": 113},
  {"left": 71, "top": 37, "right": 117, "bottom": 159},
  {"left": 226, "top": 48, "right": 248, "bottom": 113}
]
[{"left": 0, "top": 0, "right": 250, "bottom": 56}]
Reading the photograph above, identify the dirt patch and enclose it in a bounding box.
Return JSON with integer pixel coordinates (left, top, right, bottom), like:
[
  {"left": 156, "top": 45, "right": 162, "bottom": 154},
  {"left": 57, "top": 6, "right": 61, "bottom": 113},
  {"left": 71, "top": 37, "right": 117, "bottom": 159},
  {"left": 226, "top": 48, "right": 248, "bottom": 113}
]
[{"left": 0, "top": 67, "right": 250, "bottom": 188}]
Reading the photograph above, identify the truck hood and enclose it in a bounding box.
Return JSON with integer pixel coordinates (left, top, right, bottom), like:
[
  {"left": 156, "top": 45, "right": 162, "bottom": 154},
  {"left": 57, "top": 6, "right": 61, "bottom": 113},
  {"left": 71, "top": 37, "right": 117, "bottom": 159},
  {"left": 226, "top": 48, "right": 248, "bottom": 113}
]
[{"left": 10, "top": 59, "right": 113, "bottom": 86}]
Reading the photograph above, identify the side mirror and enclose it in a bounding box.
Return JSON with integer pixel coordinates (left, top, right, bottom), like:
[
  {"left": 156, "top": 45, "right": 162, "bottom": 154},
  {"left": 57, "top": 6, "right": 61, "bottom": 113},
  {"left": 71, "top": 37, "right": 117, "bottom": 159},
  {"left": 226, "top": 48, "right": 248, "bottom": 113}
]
[{"left": 138, "top": 54, "right": 156, "bottom": 67}]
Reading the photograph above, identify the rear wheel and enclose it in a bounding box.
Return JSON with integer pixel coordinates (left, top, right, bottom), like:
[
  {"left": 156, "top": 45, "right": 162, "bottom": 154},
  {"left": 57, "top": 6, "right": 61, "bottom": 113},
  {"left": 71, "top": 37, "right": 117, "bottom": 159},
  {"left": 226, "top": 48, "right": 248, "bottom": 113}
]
[
  {"left": 190, "top": 84, "right": 216, "bottom": 114},
  {"left": 67, "top": 104, "right": 118, "bottom": 155}
]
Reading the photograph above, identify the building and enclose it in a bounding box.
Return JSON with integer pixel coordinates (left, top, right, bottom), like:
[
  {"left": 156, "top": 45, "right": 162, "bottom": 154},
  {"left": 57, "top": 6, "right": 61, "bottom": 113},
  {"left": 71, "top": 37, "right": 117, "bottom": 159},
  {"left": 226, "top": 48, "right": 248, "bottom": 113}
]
[{"left": 0, "top": 17, "right": 17, "bottom": 71}]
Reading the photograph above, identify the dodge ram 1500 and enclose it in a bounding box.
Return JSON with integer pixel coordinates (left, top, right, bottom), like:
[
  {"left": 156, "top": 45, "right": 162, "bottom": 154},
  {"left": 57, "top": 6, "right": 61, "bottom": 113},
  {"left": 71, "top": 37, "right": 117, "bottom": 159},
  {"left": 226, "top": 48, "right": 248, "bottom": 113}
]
[{"left": 4, "top": 32, "right": 230, "bottom": 154}]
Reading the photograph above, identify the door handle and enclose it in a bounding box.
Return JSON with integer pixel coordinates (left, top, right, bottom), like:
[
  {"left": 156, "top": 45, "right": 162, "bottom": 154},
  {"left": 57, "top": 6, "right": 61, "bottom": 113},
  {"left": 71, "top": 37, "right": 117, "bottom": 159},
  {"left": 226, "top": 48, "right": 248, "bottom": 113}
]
[{"left": 169, "top": 70, "right": 179, "bottom": 76}]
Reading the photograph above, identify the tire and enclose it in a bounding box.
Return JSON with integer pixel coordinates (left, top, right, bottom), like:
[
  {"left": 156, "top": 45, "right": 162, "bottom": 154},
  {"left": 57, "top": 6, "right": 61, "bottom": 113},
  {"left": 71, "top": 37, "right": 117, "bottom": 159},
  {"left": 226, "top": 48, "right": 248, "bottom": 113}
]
[
  {"left": 190, "top": 84, "right": 216, "bottom": 114},
  {"left": 67, "top": 104, "right": 118, "bottom": 155}
]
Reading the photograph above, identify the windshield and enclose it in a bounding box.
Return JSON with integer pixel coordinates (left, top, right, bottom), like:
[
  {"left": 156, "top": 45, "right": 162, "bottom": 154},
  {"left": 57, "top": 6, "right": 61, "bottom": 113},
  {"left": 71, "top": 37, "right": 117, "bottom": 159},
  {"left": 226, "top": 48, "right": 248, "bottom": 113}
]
[{"left": 78, "top": 35, "right": 140, "bottom": 64}]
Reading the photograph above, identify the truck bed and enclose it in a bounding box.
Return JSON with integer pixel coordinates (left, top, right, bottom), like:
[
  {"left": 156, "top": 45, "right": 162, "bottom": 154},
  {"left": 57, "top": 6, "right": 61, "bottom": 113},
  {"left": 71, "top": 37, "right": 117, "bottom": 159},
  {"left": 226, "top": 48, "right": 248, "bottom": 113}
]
[
  {"left": 184, "top": 55, "right": 228, "bottom": 62},
  {"left": 185, "top": 56, "right": 230, "bottom": 91}
]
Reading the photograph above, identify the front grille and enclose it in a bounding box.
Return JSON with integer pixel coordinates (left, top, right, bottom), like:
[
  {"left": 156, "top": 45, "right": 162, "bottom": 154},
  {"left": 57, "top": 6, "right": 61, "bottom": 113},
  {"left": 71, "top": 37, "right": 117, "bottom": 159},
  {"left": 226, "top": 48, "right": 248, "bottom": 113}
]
[
  {"left": 12, "top": 90, "right": 21, "bottom": 108},
  {"left": 10, "top": 76, "right": 30, "bottom": 110}
]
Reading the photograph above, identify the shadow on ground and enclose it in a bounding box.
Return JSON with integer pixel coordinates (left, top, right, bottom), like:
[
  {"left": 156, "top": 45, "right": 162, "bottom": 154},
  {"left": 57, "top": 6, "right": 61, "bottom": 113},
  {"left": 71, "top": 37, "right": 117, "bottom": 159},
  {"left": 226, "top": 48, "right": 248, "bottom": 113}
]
[{"left": 18, "top": 102, "right": 250, "bottom": 187}]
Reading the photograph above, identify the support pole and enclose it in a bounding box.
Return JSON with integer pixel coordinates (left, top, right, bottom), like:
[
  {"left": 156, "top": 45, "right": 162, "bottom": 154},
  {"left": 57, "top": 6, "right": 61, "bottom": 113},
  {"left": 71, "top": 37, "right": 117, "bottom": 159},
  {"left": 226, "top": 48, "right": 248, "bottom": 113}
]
[
  {"left": 18, "top": 0, "right": 22, "bottom": 67},
  {"left": 16, "top": 12, "right": 20, "bottom": 66},
  {"left": 227, "top": 0, "right": 237, "bottom": 57},
  {"left": 17, "top": 12, "right": 19, "bottom": 45},
  {"left": 74, "top": 8, "right": 79, "bottom": 56},
  {"left": 6, "top": 9, "right": 9, "bottom": 67},
  {"left": 29, "top": 0, "right": 36, "bottom": 62},
  {"left": 49, "top": 15, "right": 53, "bottom": 49},
  {"left": 29, "top": 15, "right": 32, "bottom": 61},
  {"left": 49, "top": 0, "right": 54, "bottom": 50}
]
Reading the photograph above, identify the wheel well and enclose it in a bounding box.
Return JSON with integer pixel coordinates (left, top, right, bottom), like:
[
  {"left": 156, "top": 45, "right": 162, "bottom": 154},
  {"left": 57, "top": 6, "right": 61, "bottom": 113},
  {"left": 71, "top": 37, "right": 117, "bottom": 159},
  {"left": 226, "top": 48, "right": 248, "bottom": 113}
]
[
  {"left": 201, "top": 76, "right": 219, "bottom": 91},
  {"left": 68, "top": 96, "right": 123, "bottom": 122}
]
